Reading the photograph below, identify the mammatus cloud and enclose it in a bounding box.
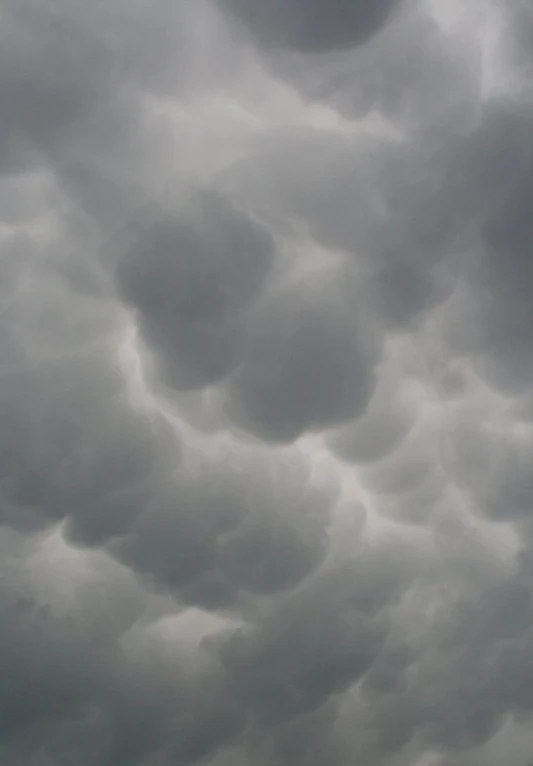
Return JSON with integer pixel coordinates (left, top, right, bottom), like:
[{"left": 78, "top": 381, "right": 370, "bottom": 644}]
[
  {"left": 116, "top": 188, "right": 276, "bottom": 391},
  {"left": 218, "top": 0, "right": 402, "bottom": 53},
  {"left": 1, "top": 0, "right": 533, "bottom": 765}
]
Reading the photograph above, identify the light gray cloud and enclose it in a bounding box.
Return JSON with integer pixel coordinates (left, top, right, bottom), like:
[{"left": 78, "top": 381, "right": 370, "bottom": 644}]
[{"left": 264, "top": 3, "right": 482, "bottom": 130}]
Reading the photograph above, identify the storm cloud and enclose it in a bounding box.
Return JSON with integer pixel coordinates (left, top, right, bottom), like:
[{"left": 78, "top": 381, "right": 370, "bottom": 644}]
[{"left": 1, "top": 0, "right": 533, "bottom": 765}]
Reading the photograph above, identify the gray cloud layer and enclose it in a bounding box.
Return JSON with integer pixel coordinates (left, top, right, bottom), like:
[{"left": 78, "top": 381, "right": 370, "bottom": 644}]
[{"left": 1, "top": 1, "right": 533, "bottom": 765}]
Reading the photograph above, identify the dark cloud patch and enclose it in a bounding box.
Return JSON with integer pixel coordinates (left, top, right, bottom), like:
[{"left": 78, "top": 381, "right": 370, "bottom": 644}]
[
  {"left": 211, "top": 562, "right": 393, "bottom": 723},
  {"left": 0, "top": 532, "right": 148, "bottom": 762},
  {"left": 361, "top": 512, "right": 533, "bottom": 755},
  {"left": 224, "top": 277, "right": 379, "bottom": 441},
  {"left": 113, "top": 448, "right": 337, "bottom": 606},
  {"left": 332, "top": 409, "right": 412, "bottom": 463},
  {"left": 0, "top": 529, "right": 258, "bottom": 766},
  {"left": 400, "top": 575, "right": 533, "bottom": 751},
  {"left": 444, "top": 416, "right": 533, "bottom": 523},
  {"left": 369, "top": 256, "right": 457, "bottom": 330},
  {"left": 329, "top": 377, "right": 417, "bottom": 464},
  {"left": 116, "top": 189, "right": 275, "bottom": 390},
  {"left": 218, "top": 0, "right": 402, "bottom": 53},
  {"left": 506, "top": 0, "right": 533, "bottom": 68},
  {"left": 444, "top": 101, "right": 533, "bottom": 393},
  {"left": 0, "top": 346, "right": 178, "bottom": 543}
]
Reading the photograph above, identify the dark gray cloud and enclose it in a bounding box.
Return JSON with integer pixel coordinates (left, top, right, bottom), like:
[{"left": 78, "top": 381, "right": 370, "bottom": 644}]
[
  {"left": 111, "top": 446, "right": 337, "bottom": 606},
  {"left": 442, "top": 100, "right": 533, "bottom": 393},
  {"left": 116, "top": 188, "right": 275, "bottom": 391},
  {"left": 0, "top": 343, "right": 178, "bottom": 541},
  {"left": 223, "top": 276, "right": 380, "bottom": 440},
  {"left": 3, "top": 0, "right": 533, "bottom": 765},
  {"left": 329, "top": 371, "right": 418, "bottom": 464},
  {"left": 218, "top": 0, "right": 403, "bottom": 53},
  {"left": 209, "top": 537, "right": 419, "bottom": 726}
]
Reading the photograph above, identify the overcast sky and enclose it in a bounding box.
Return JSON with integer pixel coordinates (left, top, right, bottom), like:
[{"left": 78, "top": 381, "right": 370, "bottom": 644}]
[{"left": 1, "top": 0, "right": 533, "bottom": 764}]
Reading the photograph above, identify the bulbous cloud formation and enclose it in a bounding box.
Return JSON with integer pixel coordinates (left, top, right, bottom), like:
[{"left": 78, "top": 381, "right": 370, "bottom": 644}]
[
  {"left": 116, "top": 189, "right": 276, "bottom": 390},
  {"left": 218, "top": 0, "right": 402, "bottom": 52},
  {"left": 3, "top": 0, "right": 533, "bottom": 765}
]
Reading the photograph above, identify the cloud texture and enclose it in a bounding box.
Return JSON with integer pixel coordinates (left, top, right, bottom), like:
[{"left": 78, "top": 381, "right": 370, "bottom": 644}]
[{"left": 2, "top": 0, "right": 533, "bottom": 764}]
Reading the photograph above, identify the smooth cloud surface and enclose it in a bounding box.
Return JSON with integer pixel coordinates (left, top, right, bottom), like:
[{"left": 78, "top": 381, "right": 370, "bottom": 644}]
[{"left": 1, "top": 1, "right": 533, "bottom": 765}]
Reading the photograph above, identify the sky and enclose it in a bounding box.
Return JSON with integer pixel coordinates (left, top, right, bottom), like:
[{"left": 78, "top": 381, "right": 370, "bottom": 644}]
[{"left": 1, "top": 0, "right": 533, "bottom": 764}]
